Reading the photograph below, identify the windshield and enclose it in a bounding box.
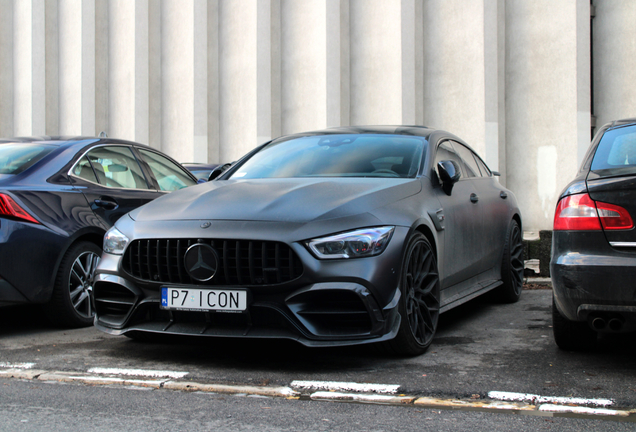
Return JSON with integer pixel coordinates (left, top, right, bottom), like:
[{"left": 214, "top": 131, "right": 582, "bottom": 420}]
[
  {"left": 229, "top": 134, "right": 426, "bottom": 179},
  {"left": 0, "top": 143, "right": 56, "bottom": 175}
]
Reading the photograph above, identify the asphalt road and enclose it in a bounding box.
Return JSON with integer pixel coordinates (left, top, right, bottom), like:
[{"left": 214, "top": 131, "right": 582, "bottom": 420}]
[{"left": 1, "top": 288, "right": 636, "bottom": 428}]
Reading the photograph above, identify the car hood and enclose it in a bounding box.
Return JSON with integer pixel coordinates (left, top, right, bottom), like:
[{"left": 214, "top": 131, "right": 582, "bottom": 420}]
[{"left": 131, "top": 178, "right": 421, "bottom": 223}]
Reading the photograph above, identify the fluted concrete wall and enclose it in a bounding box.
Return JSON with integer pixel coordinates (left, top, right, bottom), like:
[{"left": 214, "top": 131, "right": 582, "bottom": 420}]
[
  {"left": 0, "top": 0, "right": 632, "bottom": 231},
  {"left": 593, "top": 1, "right": 636, "bottom": 128}
]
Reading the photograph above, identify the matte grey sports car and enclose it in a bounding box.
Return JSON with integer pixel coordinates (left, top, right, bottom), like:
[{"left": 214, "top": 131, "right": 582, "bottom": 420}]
[{"left": 93, "top": 126, "right": 523, "bottom": 355}]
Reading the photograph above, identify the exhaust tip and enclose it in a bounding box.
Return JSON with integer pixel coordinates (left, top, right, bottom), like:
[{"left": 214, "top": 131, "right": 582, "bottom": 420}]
[
  {"left": 608, "top": 318, "right": 623, "bottom": 331},
  {"left": 592, "top": 317, "right": 606, "bottom": 330}
]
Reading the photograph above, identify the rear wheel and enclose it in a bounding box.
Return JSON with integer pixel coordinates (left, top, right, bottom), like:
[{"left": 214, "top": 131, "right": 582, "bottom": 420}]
[
  {"left": 492, "top": 219, "right": 524, "bottom": 303},
  {"left": 384, "top": 233, "right": 440, "bottom": 356},
  {"left": 552, "top": 296, "right": 597, "bottom": 351},
  {"left": 44, "top": 241, "right": 101, "bottom": 328}
]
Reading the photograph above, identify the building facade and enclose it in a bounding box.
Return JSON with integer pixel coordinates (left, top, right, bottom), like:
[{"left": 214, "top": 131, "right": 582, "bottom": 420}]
[{"left": 0, "top": 0, "right": 633, "bottom": 232}]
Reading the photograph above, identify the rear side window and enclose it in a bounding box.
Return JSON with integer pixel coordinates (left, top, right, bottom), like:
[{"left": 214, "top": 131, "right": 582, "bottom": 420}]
[
  {"left": 451, "top": 141, "right": 481, "bottom": 178},
  {"left": 74, "top": 146, "right": 151, "bottom": 189},
  {"left": 138, "top": 149, "right": 196, "bottom": 191},
  {"left": 591, "top": 125, "right": 636, "bottom": 177},
  {"left": 0, "top": 144, "right": 55, "bottom": 175}
]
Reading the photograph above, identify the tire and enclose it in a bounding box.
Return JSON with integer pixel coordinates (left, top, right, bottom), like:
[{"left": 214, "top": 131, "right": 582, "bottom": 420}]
[
  {"left": 552, "top": 296, "right": 597, "bottom": 351},
  {"left": 383, "top": 232, "right": 440, "bottom": 356},
  {"left": 492, "top": 219, "right": 524, "bottom": 303},
  {"left": 44, "top": 241, "right": 101, "bottom": 328}
]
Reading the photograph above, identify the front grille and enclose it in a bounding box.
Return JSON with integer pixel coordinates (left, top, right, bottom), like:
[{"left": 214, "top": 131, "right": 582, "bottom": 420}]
[{"left": 122, "top": 239, "right": 303, "bottom": 286}]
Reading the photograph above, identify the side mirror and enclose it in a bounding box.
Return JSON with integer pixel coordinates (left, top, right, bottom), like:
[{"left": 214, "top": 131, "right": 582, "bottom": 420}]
[
  {"left": 208, "top": 162, "right": 232, "bottom": 181},
  {"left": 437, "top": 160, "right": 461, "bottom": 196}
]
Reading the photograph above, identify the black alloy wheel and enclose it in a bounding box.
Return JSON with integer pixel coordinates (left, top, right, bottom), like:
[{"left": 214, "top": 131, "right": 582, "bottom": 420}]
[
  {"left": 493, "top": 219, "right": 524, "bottom": 303},
  {"left": 385, "top": 232, "right": 440, "bottom": 356},
  {"left": 44, "top": 241, "right": 101, "bottom": 328}
]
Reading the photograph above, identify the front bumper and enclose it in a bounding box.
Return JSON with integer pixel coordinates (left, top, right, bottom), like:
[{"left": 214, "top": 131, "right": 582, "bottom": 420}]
[
  {"left": 93, "top": 226, "right": 408, "bottom": 347},
  {"left": 551, "top": 231, "right": 636, "bottom": 332}
]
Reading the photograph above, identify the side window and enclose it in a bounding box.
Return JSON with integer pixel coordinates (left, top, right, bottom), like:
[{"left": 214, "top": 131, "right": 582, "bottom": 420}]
[
  {"left": 474, "top": 155, "right": 492, "bottom": 177},
  {"left": 84, "top": 146, "right": 150, "bottom": 189},
  {"left": 451, "top": 141, "right": 481, "bottom": 178},
  {"left": 71, "top": 156, "right": 98, "bottom": 183},
  {"left": 434, "top": 140, "right": 464, "bottom": 180},
  {"left": 138, "top": 149, "right": 197, "bottom": 191}
]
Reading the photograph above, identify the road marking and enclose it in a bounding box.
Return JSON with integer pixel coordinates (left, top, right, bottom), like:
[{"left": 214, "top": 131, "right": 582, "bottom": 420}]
[
  {"left": 488, "top": 391, "right": 614, "bottom": 407},
  {"left": 0, "top": 362, "right": 35, "bottom": 369},
  {"left": 87, "top": 367, "right": 188, "bottom": 379},
  {"left": 310, "top": 391, "right": 414, "bottom": 404},
  {"left": 291, "top": 380, "right": 400, "bottom": 394},
  {"left": 538, "top": 404, "right": 630, "bottom": 417}
]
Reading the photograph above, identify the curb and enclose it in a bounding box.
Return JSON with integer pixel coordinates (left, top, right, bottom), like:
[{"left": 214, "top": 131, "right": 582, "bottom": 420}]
[{"left": 1, "top": 368, "right": 634, "bottom": 421}]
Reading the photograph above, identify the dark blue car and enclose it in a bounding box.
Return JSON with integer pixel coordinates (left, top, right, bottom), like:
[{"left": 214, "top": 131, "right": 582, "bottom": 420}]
[{"left": 0, "top": 136, "right": 197, "bottom": 327}]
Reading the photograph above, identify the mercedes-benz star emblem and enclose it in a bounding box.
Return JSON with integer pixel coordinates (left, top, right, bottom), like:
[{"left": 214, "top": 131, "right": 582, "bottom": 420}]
[{"left": 184, "top": 244, "right": 219, "bottom": 281}]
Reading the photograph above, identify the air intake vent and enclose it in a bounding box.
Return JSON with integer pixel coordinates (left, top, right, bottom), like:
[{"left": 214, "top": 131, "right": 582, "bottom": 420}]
[{"left": 122, "top": 239, "right": 303, "bottom": 286}]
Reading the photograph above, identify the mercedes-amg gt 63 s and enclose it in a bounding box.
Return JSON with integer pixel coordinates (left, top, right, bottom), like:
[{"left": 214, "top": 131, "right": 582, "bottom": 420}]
[
  {"left": 552, "top": 118, "right": 636, "bottom": 350},
  {"left": 94, "top": 126, "right": 523, "bottom": 355}
]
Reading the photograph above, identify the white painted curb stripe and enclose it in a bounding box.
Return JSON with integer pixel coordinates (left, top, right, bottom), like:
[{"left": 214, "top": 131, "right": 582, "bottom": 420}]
[
  {"left": 291, "top": 380, "right": 400, "bottom": 394},
  {"left": 488, "top": 391, "right": 614, "bottom": 407},
  {"left": 538, "top": 404, "right": 629, "bottom": 417},
  {"left": 310, "top": 391, "right": 414, "bottom": 404},
  {"left": 87, "top": 367, "right": 188, "bottom": 379},
  {"left": 0, "top": 362, "right": 35, "bottom": 369}
]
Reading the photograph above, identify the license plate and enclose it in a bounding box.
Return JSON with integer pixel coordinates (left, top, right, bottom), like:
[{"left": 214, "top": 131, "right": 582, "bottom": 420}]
[{"left": 161, "top": 287, "right": 247, "bottom": 312}]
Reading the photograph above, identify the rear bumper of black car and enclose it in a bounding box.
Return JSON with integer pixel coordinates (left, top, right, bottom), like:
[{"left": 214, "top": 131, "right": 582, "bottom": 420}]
[{"left": 551, "top": 231, "right": 636, "bottom": 333}]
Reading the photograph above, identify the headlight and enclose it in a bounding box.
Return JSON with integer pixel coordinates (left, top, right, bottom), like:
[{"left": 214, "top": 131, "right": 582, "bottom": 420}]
[
  {"left": 307, "top": 226, "right": 395, "bottom": 259},
  {"left": 103, "top": 227, "right": 130, "bottom": 255}
]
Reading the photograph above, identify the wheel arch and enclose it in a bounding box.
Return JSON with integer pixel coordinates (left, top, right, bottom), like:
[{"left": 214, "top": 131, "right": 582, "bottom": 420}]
[
  {"left": 414, "top": 223, "right": 438, "bottom": 261},
  {"left": 47, "top": 228, "right": 105, "bottom": 299}
]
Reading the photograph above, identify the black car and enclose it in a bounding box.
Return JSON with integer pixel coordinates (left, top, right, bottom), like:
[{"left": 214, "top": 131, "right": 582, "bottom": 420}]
[
  {"left": 0, "top": 136, "right": 198, "bottom": 327},
  {"left": 94, "top": 126, "right": 523, "bottom": 355},
  {"left": 552, "top": 118, "right": 636, "bottom": 350}
]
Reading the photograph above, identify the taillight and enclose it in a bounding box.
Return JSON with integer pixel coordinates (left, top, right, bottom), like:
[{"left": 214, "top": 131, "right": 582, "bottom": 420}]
[
  {"left": 0, "top": 193, "right": 40, "bottom": 224},
  {"left": 553, "top": 193, "right": 633, "bottom": 231}
]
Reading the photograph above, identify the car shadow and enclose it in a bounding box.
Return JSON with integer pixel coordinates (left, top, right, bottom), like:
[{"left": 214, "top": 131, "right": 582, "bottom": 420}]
[
  {"left": 108, "top": 295, "right": 502, "bottom": 371},
  {"left": 0, "top": 304, "right": 52, "bottom": 336}
]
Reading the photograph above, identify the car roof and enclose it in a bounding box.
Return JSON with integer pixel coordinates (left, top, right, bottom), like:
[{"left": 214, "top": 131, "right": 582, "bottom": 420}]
[
  {"left": 606, "top": 118, "right": 636, "bottom": 129},
  {"left": 273, "top": 125, "right": 436, "bottom": 141},
  {"left": 0, "top": 136, "right": 153, "bottom": 149}
]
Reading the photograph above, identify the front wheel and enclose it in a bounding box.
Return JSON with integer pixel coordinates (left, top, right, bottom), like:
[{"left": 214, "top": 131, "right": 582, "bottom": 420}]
[
  {"left": 384, "top": 233, "right": 440, "bottom": 356},
  {"left": 44, "top": 241, "right": 101, "bottom": 328}
]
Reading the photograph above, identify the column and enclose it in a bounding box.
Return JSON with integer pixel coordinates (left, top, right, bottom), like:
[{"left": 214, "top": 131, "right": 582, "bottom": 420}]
[
  {"left": 219, "top": 0, "right": 278, "bottom": 162},
  {"left": 58, "top": 0, "right": 95, "bottom": 136},
  {"left": 108, "top": 0, "right": 149, "bottom": 144},
  {"left": 161, "top": 0, "right": 207, "bottom": 162},
  {"left": 0, "top": 0, "right": 13, "bottom": 137},
  {"left": 422, "top": 0, "right": 488, "bottom": 157},
  {"left": 593, "top": 1, "right": 636, "bottom": 135},
  {"left": 505, "top": 0, "right": 590, "bottom": 232},
  {"left": 13, "top": 0, "right": 46, "bottom": 136}
]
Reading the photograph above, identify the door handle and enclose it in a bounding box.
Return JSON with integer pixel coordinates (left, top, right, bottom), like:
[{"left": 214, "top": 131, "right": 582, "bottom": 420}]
[
  {"left": 500, "top": 191, "right": 508, "bottom": 199},
  {"left": 94, "top": 198, "right": 118, "bottom": 210},
  {"left": 470, "top": 193, "right": 479, "bottom": 203}
]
